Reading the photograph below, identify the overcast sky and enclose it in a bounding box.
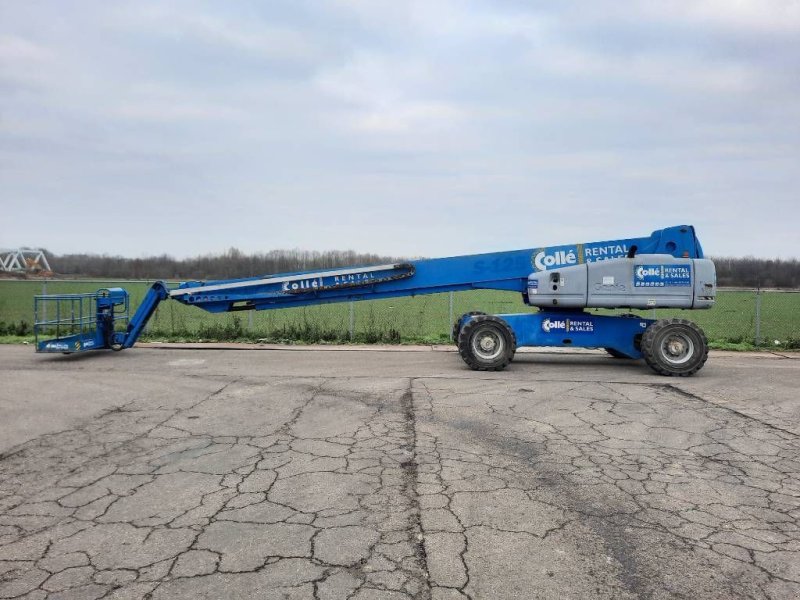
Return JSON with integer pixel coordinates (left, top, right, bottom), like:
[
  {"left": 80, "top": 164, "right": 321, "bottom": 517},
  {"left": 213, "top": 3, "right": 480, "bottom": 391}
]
[{"left": 1, "top": 1, "right": 798, "bottom": 260}]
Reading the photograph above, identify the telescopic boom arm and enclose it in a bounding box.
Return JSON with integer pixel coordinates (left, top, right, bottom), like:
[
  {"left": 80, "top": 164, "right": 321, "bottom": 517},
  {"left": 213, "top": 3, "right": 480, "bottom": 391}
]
[{"left": 167, "top": 224, "right": 704, "bottom": 313}]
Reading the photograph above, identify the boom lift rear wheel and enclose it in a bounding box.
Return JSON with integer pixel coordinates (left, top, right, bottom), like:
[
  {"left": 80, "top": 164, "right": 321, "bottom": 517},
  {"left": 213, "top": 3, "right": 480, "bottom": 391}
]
[
  {"left": 457, "top": 315, "right": 516, "bottom": 371},
  {"left": 641, "top": 318, "right": 708, "bottom": 376}
]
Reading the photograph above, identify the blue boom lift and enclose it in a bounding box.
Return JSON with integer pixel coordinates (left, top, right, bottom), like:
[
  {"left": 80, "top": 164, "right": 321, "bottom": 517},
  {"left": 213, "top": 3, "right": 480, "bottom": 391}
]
[{"left": 34, "top": 225, "right": 717, "bottom": 376}]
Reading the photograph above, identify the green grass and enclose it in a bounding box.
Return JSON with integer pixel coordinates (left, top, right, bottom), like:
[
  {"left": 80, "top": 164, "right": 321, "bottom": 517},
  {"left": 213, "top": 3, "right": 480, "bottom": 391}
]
[
  {"left": 0, "top": 334, "right": 36, "bottom": 345},
  {"left": 1, "top": 280, "right": 799, "bottom": 348}
]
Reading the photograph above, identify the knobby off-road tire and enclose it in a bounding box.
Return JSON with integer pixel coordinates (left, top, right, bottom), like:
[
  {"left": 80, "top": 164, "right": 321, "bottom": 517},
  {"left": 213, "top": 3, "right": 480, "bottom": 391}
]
[
  {"left": 451, "top": 311, "right": 487, "bottom": 344},
  {"left": 641, "top": 318, "right": 709, "bottom": 376},
  {"left": 457, "top": 315, "right": 516, "bottom": 371}
]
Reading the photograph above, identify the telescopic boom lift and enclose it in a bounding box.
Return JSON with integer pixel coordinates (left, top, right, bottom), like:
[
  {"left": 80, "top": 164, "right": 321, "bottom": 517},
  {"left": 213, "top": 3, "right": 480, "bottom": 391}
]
[{"left": 34, "top": 225, "right": 717, "bottom": 376}]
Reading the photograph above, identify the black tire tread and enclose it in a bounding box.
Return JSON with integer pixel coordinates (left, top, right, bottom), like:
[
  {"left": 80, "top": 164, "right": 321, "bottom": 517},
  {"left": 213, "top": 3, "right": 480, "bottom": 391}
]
[
  {"left": 641, "top": 318, "right": 709, "bottom": 377},
  {"left": 457, "top": 315, "right": 517, "bottom": 371},
  {"left": 452, "top": 311, "right": 487, "bottom": 344}
]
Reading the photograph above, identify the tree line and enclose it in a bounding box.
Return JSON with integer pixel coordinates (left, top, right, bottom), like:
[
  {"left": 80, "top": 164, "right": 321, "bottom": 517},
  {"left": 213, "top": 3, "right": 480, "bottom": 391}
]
[
  {"left": 43, "top": 248, "right": 406, "bottom": 281},
  {"left": 713, "top": 256, "right": 800, "bottom": 289},
  {"left": 31, "top": 249, "right": 800, "bottom": 289}
]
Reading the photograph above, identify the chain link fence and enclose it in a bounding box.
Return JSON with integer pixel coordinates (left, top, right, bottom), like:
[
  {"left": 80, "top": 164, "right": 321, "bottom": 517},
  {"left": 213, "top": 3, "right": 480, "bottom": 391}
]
[{"left": 1, "top": 280, "right": 798, "bottom": 347}]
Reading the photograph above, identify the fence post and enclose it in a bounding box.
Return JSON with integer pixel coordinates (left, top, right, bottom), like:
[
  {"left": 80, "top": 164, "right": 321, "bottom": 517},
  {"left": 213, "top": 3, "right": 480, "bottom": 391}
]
[
  {"left": 348, "top": 302, "right": 355, "bottom": 341},
  {"left": 754, "top": 289, "right": 762, "bottom": 345},
  {"left": 42, "top": 280, "right": 47, "bottom": 325},
  {"left": 448, "top": 292, "right": 454, "bottom": 340},
  {"left": 248, "top": 310, "right": 253, "bottom": 332}
]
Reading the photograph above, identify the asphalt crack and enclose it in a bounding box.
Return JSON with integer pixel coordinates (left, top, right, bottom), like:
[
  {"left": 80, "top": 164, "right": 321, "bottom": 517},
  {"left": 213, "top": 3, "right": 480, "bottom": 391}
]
[{"left": 2, "top": 366, "right": 799, "bottom": 599}]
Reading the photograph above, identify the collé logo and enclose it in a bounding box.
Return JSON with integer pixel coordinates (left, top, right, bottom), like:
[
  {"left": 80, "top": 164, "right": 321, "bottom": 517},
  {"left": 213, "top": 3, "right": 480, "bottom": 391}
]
[
  {"left": 636, "top": 266, "right": 661, "bottom": 280},
  {"left": 542, "top": 318, "right": 566, "bottom": 333},
  {"left": 532, "top": 242, "right": 628, "bottom": 271},
  {"left": 532, "top": 245, "right": 580, "bottom": 271},
  {"left": 281, "top": 271, "right": 377, "bottom": 292},
  {"left": 542, "top": 318, "right": 594, "bottom": 333},
  {"left": 634, "top": 264, "right": 692, "bottom": 287},
  {"left": 282, "top": 278, "right": 323, "bottom": 292}
]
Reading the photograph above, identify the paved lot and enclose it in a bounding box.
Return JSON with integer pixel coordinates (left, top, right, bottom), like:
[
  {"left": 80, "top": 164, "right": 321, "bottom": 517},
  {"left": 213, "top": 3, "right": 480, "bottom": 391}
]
[{"left": 0, "top": 344, "right": 798, "bottom": 599}]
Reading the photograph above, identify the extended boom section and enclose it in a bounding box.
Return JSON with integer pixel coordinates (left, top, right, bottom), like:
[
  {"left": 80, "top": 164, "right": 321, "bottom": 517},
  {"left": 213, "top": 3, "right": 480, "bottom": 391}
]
[
  {"left": 33, "top": 225, "right": 717, "bottom": 376},
  {"left": 168, "top": 225, "right": 704, "bottom": 313}
]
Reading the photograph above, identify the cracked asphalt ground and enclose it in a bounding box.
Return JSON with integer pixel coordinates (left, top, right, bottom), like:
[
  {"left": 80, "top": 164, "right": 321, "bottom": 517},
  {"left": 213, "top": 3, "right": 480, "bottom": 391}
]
[{"left": 0, "top": 345, "right": 799, "bottom": 599}]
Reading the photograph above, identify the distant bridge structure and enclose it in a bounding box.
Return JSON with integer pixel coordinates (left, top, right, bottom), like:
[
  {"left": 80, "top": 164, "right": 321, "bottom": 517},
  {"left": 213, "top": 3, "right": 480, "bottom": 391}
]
[{"left": 0, "top": 249, "right": 52, "bottom": 273}]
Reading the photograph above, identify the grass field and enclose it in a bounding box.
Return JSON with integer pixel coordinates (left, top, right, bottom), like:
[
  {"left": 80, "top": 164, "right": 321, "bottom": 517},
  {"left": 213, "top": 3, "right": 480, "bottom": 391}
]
[{"left": 1, "top": 279, "right": 799, "bottom": 347}]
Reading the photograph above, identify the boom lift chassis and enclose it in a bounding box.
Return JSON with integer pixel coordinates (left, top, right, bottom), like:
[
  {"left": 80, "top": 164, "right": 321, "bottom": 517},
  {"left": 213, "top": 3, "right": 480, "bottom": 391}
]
[{"left": 34, "top": 225, "right": 717, "bottom": 376}]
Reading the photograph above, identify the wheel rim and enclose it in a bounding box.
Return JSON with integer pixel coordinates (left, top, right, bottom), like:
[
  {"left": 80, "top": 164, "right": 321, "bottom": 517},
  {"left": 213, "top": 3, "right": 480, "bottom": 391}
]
[
  {"left": 660, "top": 332, "right": 694, "bottom": 365},
  {"left": 471, "top": 328, "right": 504, "bottom": 361}
]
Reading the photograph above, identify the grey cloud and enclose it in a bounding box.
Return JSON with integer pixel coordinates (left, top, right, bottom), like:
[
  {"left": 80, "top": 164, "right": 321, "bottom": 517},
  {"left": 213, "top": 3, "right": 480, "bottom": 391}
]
[{"left": 0, "top": 0, "right": 798, "bottom": 258}]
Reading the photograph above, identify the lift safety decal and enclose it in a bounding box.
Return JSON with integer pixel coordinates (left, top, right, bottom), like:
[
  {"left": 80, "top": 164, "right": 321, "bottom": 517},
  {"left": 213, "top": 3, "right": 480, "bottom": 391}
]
[{"left": 634, "top": 264, "right": 692, "bottom": 287}]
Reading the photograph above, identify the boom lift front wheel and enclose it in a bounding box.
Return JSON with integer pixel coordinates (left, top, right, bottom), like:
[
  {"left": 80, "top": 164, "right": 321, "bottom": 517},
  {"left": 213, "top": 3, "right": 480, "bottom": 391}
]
[
  {"left": 641, "top": 318, "right": 709, "bottom": 376},
  {"left": 457, "top": 315, "right": 516, "bottom": 371},
  {"left": 452, "top": 311, "right": 487, "bottom": 344}
]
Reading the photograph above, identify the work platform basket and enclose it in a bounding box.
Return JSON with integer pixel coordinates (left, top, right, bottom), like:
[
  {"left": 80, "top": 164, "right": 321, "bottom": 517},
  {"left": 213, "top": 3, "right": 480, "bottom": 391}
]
[{"left": 34, "top": 288, "right": 130, "bottom": 353}]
